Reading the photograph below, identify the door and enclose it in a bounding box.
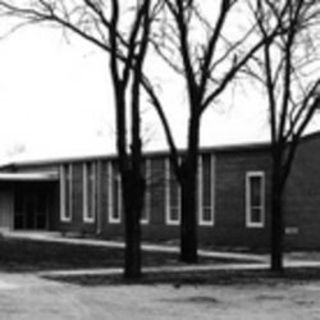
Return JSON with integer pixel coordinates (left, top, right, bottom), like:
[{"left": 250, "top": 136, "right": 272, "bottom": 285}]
[
  {"left": 0, "top": 184, "right": 14, "bottom": 230},
  {"left": 14, "top": 183, "right": 49, "bottom": 230}
]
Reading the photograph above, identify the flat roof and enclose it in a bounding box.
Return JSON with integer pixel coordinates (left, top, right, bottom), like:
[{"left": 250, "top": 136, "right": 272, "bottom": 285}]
[
  {"left": 1, "top": 130, "right": 319, "bottom": 169},
  {"left": 0, "top": 141, "right": 271, "bottom": 169},
  {"left": 0, "top": 172, "right": 59, "bottom": 182}
]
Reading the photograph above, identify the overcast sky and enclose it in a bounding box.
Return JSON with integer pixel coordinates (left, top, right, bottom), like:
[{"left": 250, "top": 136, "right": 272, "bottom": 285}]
[{"left": 0, "top": 19, "right": 315, "bottom": 163}]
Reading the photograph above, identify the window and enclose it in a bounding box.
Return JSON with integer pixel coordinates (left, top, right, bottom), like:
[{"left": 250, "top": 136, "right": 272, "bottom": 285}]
[
  {"left": 140, "top": 159, "right": 150, "bottom": 224},
  {"left": 198, "top": 154, "right": 215, "bottom": 226},
  {"left": 83, "top": 162, "right": 96, "bottom": 223},
  {"left": 165, "top": 159, "right": 180, "bottom": 225},
  {"left": 246, "top": 171, "right": 265, "bottom": 228},
  {"left": 108, "top": 161, "right": 122, "bottom": 223},
  {"left": 60, "top": 164, "right": 72, "bottom": 222}
]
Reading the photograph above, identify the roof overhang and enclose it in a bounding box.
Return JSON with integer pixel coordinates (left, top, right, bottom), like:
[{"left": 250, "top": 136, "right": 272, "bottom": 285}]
[{"left": 0, "top": 172, "right": 59, "bottom": 182}]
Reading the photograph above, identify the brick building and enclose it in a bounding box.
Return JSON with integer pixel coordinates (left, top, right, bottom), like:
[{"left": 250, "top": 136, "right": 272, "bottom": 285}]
[{"left": 0, "top": 131, "right": 319, "bottom": 250}]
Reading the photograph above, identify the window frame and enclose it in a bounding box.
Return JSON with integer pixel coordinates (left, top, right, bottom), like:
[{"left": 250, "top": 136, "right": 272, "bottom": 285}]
[
  {"left": 140, "top": 159, "right": 150, "bottom": 225},
  {"left": 165, "top": 158, "right": 181, "bottom": 226},
  {"left": 60, "top": 164, "right": 73, "bottom": 222},
  {"left": 108, "top": 161, "right": 122, "bottom": 224},
  {"left": 198, "top": 154, "right": 215, "bottom": 226},
  {"left": 246, "top": 171, "right": 265, "bottom": 228},
  {"left": 82, "top": 162, "right": 96, "bottom": 223}
]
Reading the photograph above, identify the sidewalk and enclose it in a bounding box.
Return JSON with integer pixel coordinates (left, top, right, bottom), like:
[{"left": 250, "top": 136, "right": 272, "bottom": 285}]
[
  {"left": 4, "top": 230, "right": 268, "bottom": 262},
  {"left": 5, "top": 231, "right": 320, "bottom": 279},
  {"left": 38, "top": 261, "right": 320, "bottom": 278}
]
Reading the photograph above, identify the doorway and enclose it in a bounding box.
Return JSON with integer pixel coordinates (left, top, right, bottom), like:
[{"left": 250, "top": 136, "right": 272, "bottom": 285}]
[{"left": 14, "top": 182, "right": 52, "bottom": 230}]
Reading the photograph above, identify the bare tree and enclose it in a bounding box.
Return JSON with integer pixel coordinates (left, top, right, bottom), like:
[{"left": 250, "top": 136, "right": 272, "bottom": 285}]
[
  {"left": 0, "top": 0, "right": 161, "bottom": 279},
  {"left": 246, "top": 0, "right": 320, "bottom": 271},
  {"left": 143, "top": 0, "right": 290, "bottom": 262}
]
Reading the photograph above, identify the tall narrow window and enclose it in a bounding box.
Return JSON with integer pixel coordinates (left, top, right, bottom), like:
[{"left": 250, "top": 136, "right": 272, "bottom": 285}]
[
  {"left": 246, "top": 171, "right": 265, "bottom": 228},
  {"left": 165, "top": 159, "right": 180, "bottom": 225},
  {"left": 108, "top": 161, "right": 122, "bottom": 223},
  {"left": 83, "top": 162, "right": 96, "bottom": 223},
  {"left": 60, "top": 164, "right": 72, "bottom": 222},
  {"left": 140, "top": 159, "right": 150, "bottom": 224},
  {"left": 198, "top": 154, "right": 214, "bottom": 226}
]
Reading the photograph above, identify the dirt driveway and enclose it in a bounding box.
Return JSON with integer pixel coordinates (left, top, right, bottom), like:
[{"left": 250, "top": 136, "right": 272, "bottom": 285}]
[{"left": 1, "top": 272, "right": 320, "bottom": 320}]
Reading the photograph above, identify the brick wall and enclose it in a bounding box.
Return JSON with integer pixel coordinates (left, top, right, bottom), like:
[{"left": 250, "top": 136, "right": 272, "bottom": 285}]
[
  {"left": 213, "top": 149, "right": 272, "bottom": 248},
  {"left": 57, "top": 162, "right": 96, "bottom": 234},
  {"left": 9, "top": 133, "right": 320, "bottom": 250},
  {"left": 98, "top": 156, "right": 180, "bottom": 240},
  {"left": 51, "top": 150, "right": 274, "bottom": 248},
  {"left": 99, "top": 160, "right": 124, "bottom": 238},
  {"left": 98, "top": 150, "right": 273, "bottom": 248},
  {"left": 284, "top": 134, "right": 320, "bottom": 249}
]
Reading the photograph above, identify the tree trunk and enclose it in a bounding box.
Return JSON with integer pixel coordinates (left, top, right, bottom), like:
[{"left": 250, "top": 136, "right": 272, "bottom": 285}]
[
  {"left": 122, "top": 170, "right": 144, "bottom": 279},
  {"left": 180, "top": 169, "right": 198, "bottom": 262},
  {"left": 270, "top": 156, "right": 284, "bottom": 272},
  {"left": 179, "top": 113, "right": 200, "bottom": 263}
]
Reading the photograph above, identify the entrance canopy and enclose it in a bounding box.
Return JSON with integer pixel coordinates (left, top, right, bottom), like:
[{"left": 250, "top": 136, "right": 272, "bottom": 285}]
[{"left": 0, "top": 172, "right": 58, "bottom": 182}]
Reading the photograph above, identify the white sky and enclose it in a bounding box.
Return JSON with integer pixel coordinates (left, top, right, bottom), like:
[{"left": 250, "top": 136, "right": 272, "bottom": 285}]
[
  {"left": 0, "top": 19, "right": 315, "bottom": 163},
  {"left": 0, "top": 25, "right": 114, "bottom": 161}
]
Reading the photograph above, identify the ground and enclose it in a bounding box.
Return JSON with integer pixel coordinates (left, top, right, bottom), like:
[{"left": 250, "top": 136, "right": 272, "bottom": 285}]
[
  {"left": 2, "top": 234, "right": 320, "bottom": 319},
  {"left": 1, "top": 272, "right": 320, "bottom": 319}
]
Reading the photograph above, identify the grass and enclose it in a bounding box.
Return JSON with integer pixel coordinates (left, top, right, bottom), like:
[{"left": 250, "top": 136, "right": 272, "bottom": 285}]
[
  {"left": 0, "top": 238, "right": 257, "bottom": 273},
  {"left": 46, "top": 267, "right": 320, "bottom": 287},
  {"left": 2, "top": 237, "right": 320, "bottom": 287}
]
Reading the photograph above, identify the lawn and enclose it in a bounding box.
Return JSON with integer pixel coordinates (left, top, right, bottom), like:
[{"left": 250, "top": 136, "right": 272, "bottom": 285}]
[
  {"left": 2, "top": 269, "right": 320, "bottom": 320},
  {"left": 3, "top": 238, "right": 320, "bottom": 320},
  {"left": 48, "top": 267, "right": 320, "bottom": 287},
  {"left": 0, "top": 238, "right": 257, "bottom": 272}
]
